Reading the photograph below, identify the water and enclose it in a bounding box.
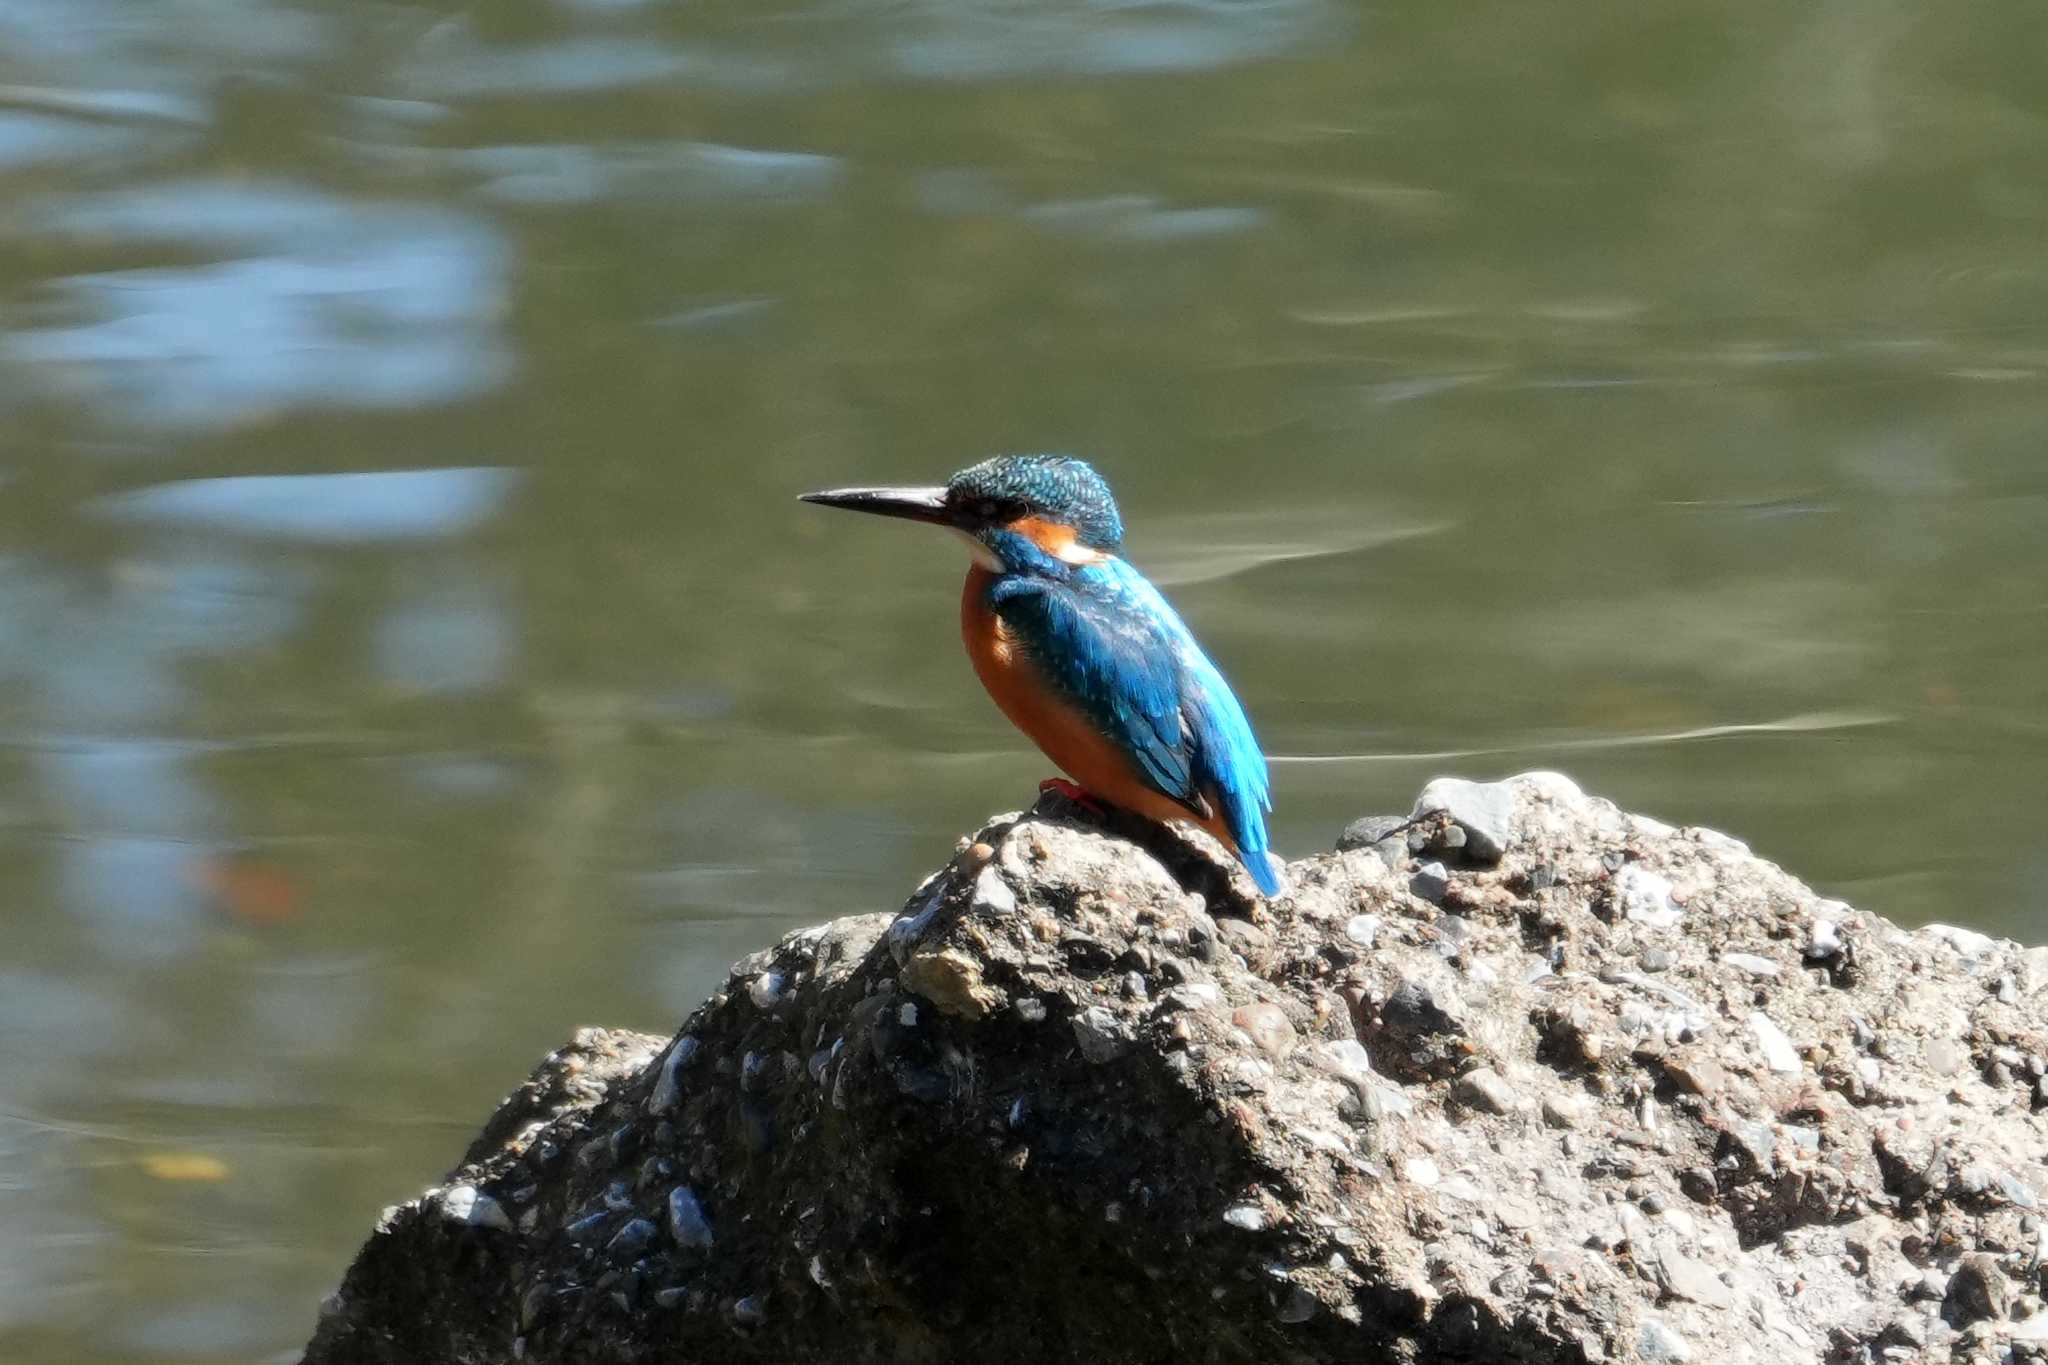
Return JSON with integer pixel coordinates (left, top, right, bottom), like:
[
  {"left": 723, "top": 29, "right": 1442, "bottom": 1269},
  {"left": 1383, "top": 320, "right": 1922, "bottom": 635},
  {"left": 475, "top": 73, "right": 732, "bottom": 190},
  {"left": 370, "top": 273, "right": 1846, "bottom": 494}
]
[{"left": 2, "top": 0, "right": 2044, "bottom": 1357}]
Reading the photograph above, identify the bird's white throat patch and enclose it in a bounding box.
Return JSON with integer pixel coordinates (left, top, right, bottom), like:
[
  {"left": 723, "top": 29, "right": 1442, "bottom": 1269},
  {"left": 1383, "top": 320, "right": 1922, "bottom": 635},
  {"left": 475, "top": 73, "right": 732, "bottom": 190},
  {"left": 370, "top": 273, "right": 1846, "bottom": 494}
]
[{"left": 951, "top": 529, "right": 1003, "bottom": 570}]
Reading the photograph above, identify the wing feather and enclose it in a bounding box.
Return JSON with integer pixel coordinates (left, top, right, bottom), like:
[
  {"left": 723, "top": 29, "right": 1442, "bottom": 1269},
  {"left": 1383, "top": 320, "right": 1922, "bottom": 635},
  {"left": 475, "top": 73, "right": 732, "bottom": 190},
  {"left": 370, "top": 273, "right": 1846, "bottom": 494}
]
[{"left": 988, "top": 561, "right": 1277, "bottom": 893}]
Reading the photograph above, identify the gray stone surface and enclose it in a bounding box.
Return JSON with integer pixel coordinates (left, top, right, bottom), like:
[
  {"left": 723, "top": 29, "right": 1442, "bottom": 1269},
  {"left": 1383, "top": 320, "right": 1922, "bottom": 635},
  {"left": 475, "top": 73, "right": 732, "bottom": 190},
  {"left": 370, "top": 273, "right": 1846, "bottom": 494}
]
[
  {"left": 304, "top": 774, "right": 2048, "bottom": 1365},
  {"left": 1410, "top": 776, "right": 1518, "bottom": 864}
]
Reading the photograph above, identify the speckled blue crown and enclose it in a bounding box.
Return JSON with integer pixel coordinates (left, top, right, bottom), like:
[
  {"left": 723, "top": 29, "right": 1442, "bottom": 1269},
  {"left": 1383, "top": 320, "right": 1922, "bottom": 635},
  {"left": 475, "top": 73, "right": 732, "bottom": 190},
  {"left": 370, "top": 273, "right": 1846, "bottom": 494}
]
[{"left": 948, "top": 454, "right": 1125, "bottom": 552}]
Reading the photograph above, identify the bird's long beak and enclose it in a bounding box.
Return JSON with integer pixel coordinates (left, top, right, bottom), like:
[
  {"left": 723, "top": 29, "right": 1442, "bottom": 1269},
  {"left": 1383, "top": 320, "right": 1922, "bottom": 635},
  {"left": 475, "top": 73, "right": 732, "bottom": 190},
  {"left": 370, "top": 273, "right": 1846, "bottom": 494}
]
[{"left": 798, "top": 485, "right": 955, "bottom": 527}]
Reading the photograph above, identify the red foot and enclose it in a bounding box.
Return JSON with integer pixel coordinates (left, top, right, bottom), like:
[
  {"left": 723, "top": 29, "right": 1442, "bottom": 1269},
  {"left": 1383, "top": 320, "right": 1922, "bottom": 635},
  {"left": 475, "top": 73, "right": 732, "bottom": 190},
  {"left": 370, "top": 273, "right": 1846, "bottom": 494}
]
[{"left": 1038, "top": 778, "right": 1108, "bottom": 819}]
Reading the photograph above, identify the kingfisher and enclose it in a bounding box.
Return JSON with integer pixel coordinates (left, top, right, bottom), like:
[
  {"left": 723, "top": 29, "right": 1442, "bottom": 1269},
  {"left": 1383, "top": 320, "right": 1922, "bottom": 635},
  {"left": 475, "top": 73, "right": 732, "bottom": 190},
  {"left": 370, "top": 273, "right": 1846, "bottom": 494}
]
[{"left": 801, "top": 454, "right": 1281, "bottom": 896}]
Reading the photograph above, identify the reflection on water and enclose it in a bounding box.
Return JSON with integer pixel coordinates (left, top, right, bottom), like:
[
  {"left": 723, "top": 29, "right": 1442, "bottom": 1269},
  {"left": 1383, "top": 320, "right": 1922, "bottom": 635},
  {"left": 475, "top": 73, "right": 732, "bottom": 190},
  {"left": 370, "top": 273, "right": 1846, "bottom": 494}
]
[
  {"left": 11, "top": 184, "right": 511, "bottom": 429},
  {"left": 91, "top": 468, "right": 520, "bottom": 543},
  {"left": 2, "top": 0, "right": 2046, "bottom": 1359}
]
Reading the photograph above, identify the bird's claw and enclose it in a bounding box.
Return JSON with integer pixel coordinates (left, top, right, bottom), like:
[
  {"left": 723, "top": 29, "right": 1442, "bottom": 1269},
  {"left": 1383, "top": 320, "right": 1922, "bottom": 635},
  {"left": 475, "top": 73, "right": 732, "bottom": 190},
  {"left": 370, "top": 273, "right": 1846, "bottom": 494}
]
[{"left": 1037, "top": 778, "right": 1108, "bottom": 820}]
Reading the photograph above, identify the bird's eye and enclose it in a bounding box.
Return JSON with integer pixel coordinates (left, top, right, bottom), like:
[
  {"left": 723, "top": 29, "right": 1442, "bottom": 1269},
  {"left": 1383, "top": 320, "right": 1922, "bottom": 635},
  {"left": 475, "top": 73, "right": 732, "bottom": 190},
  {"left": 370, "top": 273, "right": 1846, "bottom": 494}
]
[{"left": 976, "top": 499, "right": 999, "bottom": 520}]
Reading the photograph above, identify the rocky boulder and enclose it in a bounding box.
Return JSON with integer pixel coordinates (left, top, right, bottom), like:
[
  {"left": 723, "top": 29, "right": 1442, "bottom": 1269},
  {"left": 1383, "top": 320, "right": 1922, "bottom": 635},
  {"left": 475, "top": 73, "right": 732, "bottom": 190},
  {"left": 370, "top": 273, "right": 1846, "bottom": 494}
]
[{"left": 303, "top": 774, "right": 2048, "bottom": 1364}]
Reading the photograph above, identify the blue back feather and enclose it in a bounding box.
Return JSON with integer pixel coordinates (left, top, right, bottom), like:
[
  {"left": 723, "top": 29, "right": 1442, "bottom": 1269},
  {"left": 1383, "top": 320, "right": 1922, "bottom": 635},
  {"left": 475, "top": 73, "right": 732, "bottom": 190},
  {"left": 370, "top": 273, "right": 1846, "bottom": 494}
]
[{"left": 984, "top": 551, "right": 1279, "bottom": 895}]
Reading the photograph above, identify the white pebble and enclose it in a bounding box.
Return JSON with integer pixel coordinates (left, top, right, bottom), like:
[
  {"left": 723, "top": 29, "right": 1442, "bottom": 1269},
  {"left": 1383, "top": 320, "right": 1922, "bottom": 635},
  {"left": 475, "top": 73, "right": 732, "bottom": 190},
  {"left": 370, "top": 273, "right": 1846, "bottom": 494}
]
[
  {"left": 1619, "top": 867, "right": 1682, "bottom": 929},
  {"left": 1805, "top": 919, "right": 1842, "bottom": 959},
  {"left": 1924, "top": 923, "right": 1998, "bottom": 959},
  {"left": 1749, "top": 1012, "right": 1801, "bottom": 1074}
]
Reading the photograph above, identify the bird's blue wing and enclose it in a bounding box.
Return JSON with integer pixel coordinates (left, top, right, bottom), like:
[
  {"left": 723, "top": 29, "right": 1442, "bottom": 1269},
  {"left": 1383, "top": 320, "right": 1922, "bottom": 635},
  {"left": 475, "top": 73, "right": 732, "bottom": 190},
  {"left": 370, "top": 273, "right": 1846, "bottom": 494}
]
[
  {"left": 986, "top": 573, "right": 1197, "bottom": 807},
  {"left": 1093, "top": 560, "right": 1276, "bottom": 889},
  {"left": 988, "top": 560, "right": 1279, "bottom": 894}
]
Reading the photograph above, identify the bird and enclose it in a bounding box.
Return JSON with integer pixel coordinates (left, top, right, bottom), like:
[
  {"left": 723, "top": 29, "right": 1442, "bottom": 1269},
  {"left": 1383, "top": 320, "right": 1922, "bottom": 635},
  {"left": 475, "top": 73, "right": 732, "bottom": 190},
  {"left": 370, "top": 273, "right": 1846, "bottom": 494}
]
[{"left": 800, "top": 454, "right": 1281, "bottom": 896}]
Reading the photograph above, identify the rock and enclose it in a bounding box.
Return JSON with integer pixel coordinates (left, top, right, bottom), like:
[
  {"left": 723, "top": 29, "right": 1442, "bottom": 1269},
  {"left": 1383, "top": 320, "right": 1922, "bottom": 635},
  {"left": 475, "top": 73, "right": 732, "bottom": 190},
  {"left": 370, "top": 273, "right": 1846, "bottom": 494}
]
[
  {"left": 1637, "top": 1318, "right": 1693, "bottom": 1362},
  {"left": 667, "top": 1185, "right": 713, "bottom": 1250},
  {"left": 1335, "top": 813, "right": 1408, "bottom": 853},
  {"left": 438, "top": 1184, "right": 513, "bottom": 1233},
  {"left": 1923, "top": 1037, "right": 1966, "bottom": 1078},
  {"left": 644, "top": 1035, "right": 697, "bottom": 1115},
  {"left": 1945, "top": 1253, "right": 2008, "bottom": 1325},
  {"left": 1452, "top": 1067, "right": 1519, "bottom": 1116},
  {"left": 1924, "top": 923, "right": 1999, "bottom": 959},
  {"left": 1372, "top": 973, "right": 1469, "bottom": 1080},
  {"left": 1619, "top": 866, "right": 1682, "bottom": 929},
  {"left": 1661, "top": 1052, "right": 1728, "bottom": 1098},
  {"left": 1231, "top": 1002, "right": 1297, "bottom": 1059},
  {"left": 1410, "top": 777, "right": 1517, "bottom": 863},
  {"left": 1222, "top": 1204, "right": 1266, "bottom": 1232},
  {"left": 1806, "top": 918, "right": 1843, "bottom": 960},
  {"left": 1647, "top": 1240, "right": 1733, "bottom": 1309},
  {"left": 606, "top": 1216, "right": 658, "bottom": 1259},
  {"left": 303, "top": 776, "right": 2048, "bottom": 1365},
  {"left": 901, "top": 947, "right": 1004, "bottom": 1020},
  {"left": 1748, "top": 1012, "right": 1801, "bottom": 1074},
  {"left": 1215, "top": 917, "right": 1273, "bottom": 968},
  {"left": 1409, "top": 861, "right": 1450, "bottom": 905},
  {"left": 1071, "top": 1005, "right": 1132, "bottom": 1063}
]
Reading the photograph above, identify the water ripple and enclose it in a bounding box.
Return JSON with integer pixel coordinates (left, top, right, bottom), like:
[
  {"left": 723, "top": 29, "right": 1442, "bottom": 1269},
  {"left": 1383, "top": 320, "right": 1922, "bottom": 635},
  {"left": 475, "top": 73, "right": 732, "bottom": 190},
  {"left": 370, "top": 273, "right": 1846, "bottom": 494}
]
[
  {"left": 89, "top": 468, "right": 522, "bottom": 545},
  {"left": 1269, "top": 711, "right": 1898, "bottom": 766},
  {"left": 8, "top": 181, "right": 512, "bottom": 429}
]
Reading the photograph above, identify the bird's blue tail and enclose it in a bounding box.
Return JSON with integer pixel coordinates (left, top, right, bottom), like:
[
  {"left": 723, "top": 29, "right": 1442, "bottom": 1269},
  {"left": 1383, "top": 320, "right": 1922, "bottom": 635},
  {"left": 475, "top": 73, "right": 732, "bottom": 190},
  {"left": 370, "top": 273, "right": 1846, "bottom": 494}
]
[{"left": 1242, "top": 844, "right": 1283, "bottom": 897}]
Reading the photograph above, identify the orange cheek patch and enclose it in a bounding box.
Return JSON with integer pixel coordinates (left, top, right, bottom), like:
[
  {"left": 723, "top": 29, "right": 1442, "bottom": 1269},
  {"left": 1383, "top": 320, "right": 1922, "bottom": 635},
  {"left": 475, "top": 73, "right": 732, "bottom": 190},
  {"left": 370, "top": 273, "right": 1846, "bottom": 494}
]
[{"left": 1009, "top": 516, "right": 1103, "bottom": 563}]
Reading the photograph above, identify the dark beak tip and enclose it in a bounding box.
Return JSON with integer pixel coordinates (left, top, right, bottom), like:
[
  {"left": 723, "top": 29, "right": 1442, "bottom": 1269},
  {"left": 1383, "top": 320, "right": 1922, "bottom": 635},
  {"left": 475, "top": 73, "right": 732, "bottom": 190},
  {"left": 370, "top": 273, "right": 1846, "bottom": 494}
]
[{"left": 796, "top": 484, "right": 953, "bottom": 525}]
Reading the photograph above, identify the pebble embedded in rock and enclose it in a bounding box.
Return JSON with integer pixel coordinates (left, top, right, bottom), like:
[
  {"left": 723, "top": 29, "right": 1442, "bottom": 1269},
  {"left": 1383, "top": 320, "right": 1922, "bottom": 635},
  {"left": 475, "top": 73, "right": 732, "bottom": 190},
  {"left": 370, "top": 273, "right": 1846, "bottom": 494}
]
[
  {"left": 1232, "top": 1003, "right": 1297, "bottom": 1059},
  {"left": 1637, "top": 1317, "right": 1692, "bottom": 1362},
  {"left": 646, "top": 1037, "right": 698, "bottom": 1115},
  {"left": 440, "top": 1184, "right": 515, "bottom": 1233},
  {"left": 1163, "top": 983, "right": 1223, "bottom": 1013},
  {"left": 1806, "top": 919, "right": 1843, "bottom": 959},
  {"left": 1923, "top": 1037, "right": 1966, "bottom": 1078},
  {"left": 1072, "top": 1006, "right": 1132, "bottom": 1064},
  {"left": 1373, "top": 974, "right": 1470, "bottom": 1080},
  {"left": 1649, "top": 1242, "right": 1733, "bottom": 1309},
  {"left": 1662, "top": 1054, "right": 1728, "bottom": 1098},
  {"left": 1409, "top": 862, "right": 1450, "bottom": 904},
  {"left": 607, "top": 1217, "right": 658, "bottom": 1260},
  {"left": 1720, "top": 952, "right": 1779, "bottom": 979},
  {"left": 747, "top": 972, "right": 786, "bottom": 1011},
  {"left": 1336, "top": 814, "right": 1408, "bottom": 853},
  {"left": 1276, "top": 1284, "right": 1318, "bottom": 1324},
  {"left": 1924, "top": 923, "right": 1998, "bottom": 959},
  {"left": 972, "top": 865, "right": 1017, "bottom": 916},
  {"left": 1409, "top": 778, "right": 1516, "bottom": 863},
  {"left": 1344, "top": 915, "right": 1380, "bottom": 948},
  {"left": 1946, "top": 1253, "right": 2008, "bottom": 1325},
  {"left": 668, "top": 1186, "right": 713, "bottom": 1251},
  {"left": 1748, "top": 1012, "right": 1801, "bottom": 1074},
  {"left": 900, "top": 947, "right": 1003, "bottom": 1020},
  {"left": 1618, "top": 867, "right": 1681, "bottom": 929},
  {"left": 1223, "top": 1205, "right": 1267, "bottom": 1231},
  {"left": 1453, "top": 1067, "right": 1518, "bottom": 1116}
]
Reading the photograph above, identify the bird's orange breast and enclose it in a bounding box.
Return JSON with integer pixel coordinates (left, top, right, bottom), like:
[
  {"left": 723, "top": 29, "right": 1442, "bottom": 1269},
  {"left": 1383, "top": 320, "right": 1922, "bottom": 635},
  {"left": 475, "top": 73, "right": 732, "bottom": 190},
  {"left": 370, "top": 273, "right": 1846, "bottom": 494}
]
[{"left": 958, "top": 565, "right": 1237, "bottom": 851}]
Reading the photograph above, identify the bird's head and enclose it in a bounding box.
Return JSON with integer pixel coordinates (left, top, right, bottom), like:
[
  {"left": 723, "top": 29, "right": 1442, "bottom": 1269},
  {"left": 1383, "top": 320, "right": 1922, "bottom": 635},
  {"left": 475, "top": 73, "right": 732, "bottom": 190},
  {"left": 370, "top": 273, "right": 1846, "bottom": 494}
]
[{"left": 801, "top": 454, "right": 1124, "bottom": 575}]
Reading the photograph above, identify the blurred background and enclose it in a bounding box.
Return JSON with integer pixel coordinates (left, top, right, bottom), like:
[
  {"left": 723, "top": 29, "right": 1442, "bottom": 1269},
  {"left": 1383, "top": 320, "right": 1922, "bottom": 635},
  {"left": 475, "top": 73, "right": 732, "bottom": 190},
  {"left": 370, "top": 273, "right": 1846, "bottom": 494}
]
[{"left": 1, "top": 0, "right": 2044, "bottom": 1357}]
